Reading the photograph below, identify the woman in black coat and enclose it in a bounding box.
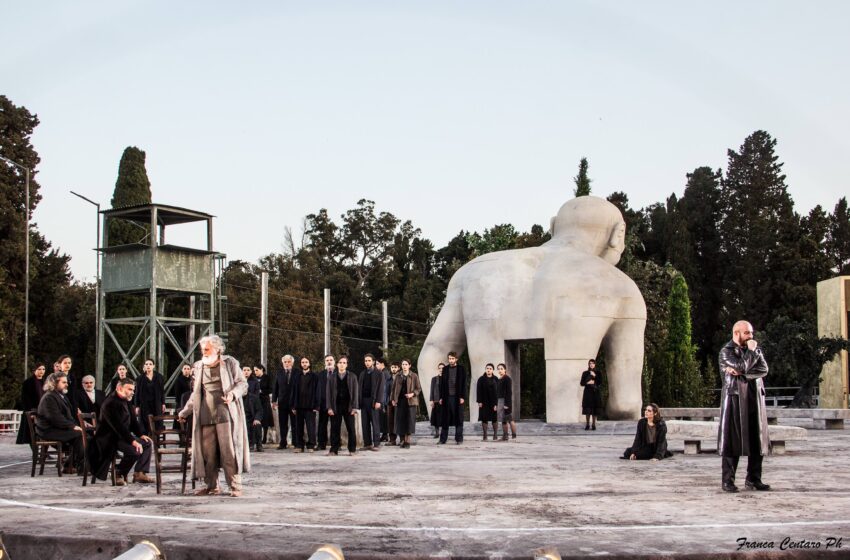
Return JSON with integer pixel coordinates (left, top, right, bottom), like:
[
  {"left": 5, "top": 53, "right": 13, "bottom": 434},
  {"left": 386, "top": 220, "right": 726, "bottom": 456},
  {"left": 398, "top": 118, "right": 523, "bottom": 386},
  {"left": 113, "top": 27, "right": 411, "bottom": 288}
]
[
  {"left": 476, "top": 363, "right": 499, "bottom": 440},
  {"left": 622, "top": 403, "right": 672, "bottom": 461},
  {"left": 580, "top": 359, "right": 603, "bottom": 430},
  {"left": 253, "top": 365, "right": 274, "bottom": 443},
  {"left": 16, "top": 363, "right": 46, "bottom": 444},
  {"left": 134, "top": 360, "right": 165, "bottom": 435}
]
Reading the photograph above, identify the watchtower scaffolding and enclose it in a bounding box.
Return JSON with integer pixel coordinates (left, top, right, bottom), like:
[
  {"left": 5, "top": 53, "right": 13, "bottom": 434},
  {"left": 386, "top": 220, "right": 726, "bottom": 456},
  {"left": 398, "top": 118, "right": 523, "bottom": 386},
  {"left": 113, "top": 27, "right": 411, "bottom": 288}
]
[{"left": 95, "top": 203, "right": 225, "bottom": 394}]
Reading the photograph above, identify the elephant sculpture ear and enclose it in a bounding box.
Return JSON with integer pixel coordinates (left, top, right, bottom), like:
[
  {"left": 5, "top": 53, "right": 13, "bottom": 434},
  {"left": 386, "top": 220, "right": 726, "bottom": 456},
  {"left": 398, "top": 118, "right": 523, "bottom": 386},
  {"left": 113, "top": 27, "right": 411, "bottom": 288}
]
[{"left": 608, "top": 221, "right": 626, "bottom": 249}]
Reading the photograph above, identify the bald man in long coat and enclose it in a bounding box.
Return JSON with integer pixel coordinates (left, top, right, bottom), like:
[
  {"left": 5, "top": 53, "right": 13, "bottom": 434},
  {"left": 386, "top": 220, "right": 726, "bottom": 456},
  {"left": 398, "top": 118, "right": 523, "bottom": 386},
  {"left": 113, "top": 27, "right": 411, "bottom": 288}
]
[{"left": 718, "top": 320, "right": 770, "bottom": 493}]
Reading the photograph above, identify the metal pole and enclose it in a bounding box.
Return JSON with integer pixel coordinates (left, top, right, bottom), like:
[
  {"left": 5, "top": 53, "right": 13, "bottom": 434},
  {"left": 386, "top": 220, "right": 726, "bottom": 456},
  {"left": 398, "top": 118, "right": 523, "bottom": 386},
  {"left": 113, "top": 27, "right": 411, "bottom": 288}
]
[
  {"left": 24, "top": 166, "right": 30, "bottom": 379},
  {"left": 323, "top": 288, "right": 331, "bottom": 356},
  {"left": 260, "top": 271, "right": 269, "bottom": 367},
  {"left": 1, "top": 155, "right": 31, "bottom": 380},
  {"left": 70, "top": 190, "right": 101, "bottom": 383},
  {"left": 382, "top": 300, "right": 388, "bottom": 356}
]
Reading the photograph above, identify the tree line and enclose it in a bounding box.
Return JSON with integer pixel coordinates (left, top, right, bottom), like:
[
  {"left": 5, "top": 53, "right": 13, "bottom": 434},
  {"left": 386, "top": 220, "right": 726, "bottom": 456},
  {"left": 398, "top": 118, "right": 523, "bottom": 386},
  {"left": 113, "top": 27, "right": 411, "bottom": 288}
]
[{"left": 2, "top": 93, "right": 848, "bottom": 412}]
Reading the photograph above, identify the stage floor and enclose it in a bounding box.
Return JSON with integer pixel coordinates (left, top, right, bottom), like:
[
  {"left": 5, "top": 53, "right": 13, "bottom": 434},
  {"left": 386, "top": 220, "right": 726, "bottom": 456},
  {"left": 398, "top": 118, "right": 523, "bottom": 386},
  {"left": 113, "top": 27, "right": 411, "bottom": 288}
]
[{"left": 1, "top": 420, "right": 849, "bottom": 559}]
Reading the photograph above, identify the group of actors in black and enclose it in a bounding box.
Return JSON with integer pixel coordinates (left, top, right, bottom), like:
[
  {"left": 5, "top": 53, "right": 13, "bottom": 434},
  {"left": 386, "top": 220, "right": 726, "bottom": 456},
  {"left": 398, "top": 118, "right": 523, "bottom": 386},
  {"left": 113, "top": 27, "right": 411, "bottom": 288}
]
[{"left": 261, "top": 351, "right": 518, "bottom": 455}]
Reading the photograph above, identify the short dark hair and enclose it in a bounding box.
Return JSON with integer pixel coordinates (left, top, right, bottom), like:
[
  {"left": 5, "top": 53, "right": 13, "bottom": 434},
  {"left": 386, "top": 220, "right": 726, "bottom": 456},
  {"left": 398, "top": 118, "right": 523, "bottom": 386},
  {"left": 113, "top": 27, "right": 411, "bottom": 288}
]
[
  {"left": 447, "top": 351, "right": 458, "bottom": 359},
  {"left": 337, "top": 354, "right": 349, "bottom": 362},
  {"left": 364, "top": 353, "right": 375, "bottom": 361},
  {"left": 391, "top": 361, "right": 401, "bottom": 368},
  {"left": 118, "top": 378, "right": 136, "bottom": 388},
  {"left": 376, "top": 357, "right": 387, "bottom": 366},
  {"left": 438, "top": 362, "right": 446, "bottom": 368},
  {"left": 254, "top": 364, "right": 266, "bottom": 372},
  {"left": 144, "top": 358, "right": 155, "bottom": 365},
  {"left": 485, "top": 363, "right": 495, "bottom": 370}
]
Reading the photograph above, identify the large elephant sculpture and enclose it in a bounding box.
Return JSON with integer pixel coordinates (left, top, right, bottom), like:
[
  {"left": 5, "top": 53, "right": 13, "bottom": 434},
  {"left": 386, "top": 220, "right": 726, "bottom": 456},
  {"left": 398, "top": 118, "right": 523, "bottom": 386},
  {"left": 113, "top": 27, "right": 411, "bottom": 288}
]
[{"left": 417, "top": 196, "right": 646, "bottom": 422}]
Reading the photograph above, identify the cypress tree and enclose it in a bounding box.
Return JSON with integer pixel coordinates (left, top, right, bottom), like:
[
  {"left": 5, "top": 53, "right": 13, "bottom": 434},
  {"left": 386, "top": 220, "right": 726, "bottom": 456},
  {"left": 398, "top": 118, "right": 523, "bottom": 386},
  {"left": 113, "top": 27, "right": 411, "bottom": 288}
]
[
  {"left": 663, "top": 273, "right": 704, "bottom": 406},
  {"left": 573, "top": 157, "right": 592, "bottom": 197},
  {"left": 108, "top": 146, "right": 152, "bottom": 247}
]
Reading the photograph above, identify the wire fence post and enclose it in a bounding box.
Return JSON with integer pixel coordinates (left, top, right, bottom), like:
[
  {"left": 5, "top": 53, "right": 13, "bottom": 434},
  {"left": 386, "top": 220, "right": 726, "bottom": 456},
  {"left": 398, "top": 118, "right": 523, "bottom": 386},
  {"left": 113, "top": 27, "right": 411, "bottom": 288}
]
[
  {"left": 324, "top": 288, "right": 331, "bottom": 356},
  {"left": 382, "top": 300, "right": 388, "bottom": 358},
  {"left": 260, "top": 271, "right": 269, "bottom": 367}
]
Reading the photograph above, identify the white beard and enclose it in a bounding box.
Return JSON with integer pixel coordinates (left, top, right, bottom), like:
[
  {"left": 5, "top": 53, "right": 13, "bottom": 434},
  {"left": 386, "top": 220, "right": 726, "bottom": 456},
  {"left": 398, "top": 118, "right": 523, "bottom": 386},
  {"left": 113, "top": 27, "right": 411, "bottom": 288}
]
[{"left": 201, "top": 354, "right": 220, "bottom": 367}]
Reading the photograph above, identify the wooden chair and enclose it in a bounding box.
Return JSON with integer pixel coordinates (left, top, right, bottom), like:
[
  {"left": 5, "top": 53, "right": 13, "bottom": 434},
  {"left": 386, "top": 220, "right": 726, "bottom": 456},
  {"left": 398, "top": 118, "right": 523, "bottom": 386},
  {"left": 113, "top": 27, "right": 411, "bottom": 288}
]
[
  {"left": 148, "top": 414, "right": 193, "bottom": 494},
  {"left": 77, "top": 411, "right": 116, "bottom": 487},
  {"left": 26, "top": 411, "right": 64, "bottom": 477}
]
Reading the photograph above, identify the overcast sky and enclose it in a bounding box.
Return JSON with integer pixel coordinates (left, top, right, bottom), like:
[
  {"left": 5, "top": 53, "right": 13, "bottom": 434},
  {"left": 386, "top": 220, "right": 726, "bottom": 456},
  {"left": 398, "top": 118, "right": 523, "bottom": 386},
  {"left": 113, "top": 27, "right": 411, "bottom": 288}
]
[{"left": 4, "top": 1, "right": 849, "bottom": 281}]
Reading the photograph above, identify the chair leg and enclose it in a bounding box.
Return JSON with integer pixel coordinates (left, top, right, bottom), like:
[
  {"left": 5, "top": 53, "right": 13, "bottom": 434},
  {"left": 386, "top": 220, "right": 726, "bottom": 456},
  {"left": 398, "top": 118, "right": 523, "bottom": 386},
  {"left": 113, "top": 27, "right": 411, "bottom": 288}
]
[
  {"left": 31, "top": 448, "right": 38, "bottom": 477},
  {"left": 56, "top": 446, "right": 64, "bottom": 477}
]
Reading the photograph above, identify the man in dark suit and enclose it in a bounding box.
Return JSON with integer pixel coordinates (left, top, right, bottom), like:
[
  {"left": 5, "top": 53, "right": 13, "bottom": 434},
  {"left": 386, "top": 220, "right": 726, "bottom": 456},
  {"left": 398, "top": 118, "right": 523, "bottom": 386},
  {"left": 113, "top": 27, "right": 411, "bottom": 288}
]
[
  {"left": 439, "top": 351, "right": 469, "bottom": 445},
  {"left": 77, "top": 375, "right": 105, "bottom": 417},
  {"left": 359, "top": 353, "right": 385, "bottom": 451},
  {"left": 90, "top": 378, "right": 154, "bottom": 485},
  {"left": 272, "top": 354, "right": 296, "bottom": 449},
  {"left": 35, "top": 372, "right": 85, "bottom": 473},
  {"left": 315, "top": 355, "right": 334, "bottom": 451}
]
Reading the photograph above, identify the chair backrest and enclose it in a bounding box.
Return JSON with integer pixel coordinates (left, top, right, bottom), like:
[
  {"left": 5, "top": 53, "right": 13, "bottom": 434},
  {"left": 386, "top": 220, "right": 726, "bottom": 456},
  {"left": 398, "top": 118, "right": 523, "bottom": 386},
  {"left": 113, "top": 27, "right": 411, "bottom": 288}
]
[
  {"left": 148, "top": 414, "right": 187, "bottom": 447},
  {"left": 77, "top": 411, "right": 97, "bottom": 431},
  {"left": 25, "top": 411, "right": 38, "bottom": 451}
]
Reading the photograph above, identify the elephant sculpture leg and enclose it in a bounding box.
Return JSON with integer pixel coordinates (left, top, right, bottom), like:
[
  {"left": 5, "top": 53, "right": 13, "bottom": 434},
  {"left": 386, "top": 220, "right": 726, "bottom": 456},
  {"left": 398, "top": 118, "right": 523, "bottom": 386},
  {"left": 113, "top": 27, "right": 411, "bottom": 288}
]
[
  {"left": 602, "top": 318, "right": 644, "bottom": 420},
  {"left": 417, "top": 287, "right": 467, "bottom": 417}
]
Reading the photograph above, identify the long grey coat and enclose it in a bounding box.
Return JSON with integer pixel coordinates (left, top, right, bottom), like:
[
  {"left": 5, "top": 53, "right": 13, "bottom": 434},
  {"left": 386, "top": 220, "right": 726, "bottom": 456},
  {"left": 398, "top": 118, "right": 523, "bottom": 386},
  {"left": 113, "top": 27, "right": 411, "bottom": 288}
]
[
  {"left": 717, "top": 340, "right": 770, "bottom": 456},
  {"left": 179, "top": 355, "right": 251, "bottom": 477}
]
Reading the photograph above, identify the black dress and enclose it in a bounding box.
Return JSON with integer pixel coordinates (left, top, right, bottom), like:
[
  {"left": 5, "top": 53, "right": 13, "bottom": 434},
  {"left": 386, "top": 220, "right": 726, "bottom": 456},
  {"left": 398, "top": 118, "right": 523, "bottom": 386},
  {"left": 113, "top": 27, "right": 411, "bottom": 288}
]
[
  {"left": 134, "top": 372, "right": 165, "bottom": 435},
  {"left": 580, "top": 369, "right": 603, "bottom": 416},
  {"left": 16, "top": 375, "right": 45, "bottom": 444},
  {"left": 622, "top": 418, "right": 672, "bottom": 460},
  {"left": 476, "top": 374, "right": 498, "bottom": 423}
]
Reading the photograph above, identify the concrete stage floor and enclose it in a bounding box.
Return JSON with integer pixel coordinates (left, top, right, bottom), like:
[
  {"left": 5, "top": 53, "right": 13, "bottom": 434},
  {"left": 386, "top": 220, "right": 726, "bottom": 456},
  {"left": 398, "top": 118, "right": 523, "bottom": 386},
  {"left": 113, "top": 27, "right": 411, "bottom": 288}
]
[{"left": 1, "top": 420, "right": 849, "bottom": 559}]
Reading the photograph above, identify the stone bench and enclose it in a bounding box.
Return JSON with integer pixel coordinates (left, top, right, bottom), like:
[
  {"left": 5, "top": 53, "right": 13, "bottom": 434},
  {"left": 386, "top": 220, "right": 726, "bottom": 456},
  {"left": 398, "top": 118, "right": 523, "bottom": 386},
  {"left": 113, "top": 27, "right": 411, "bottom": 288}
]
[
  {"left": 662, "top": 407, "right": 850, "bottom": 429},
  {"left": 665, "top": 420, "right": 807, "bottom": 455}
]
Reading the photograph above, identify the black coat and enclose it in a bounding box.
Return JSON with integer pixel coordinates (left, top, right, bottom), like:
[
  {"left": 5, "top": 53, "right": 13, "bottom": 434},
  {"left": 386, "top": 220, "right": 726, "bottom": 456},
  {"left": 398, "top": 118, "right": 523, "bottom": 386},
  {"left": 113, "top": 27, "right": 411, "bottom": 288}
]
[
  {"left": 174, "top": 374, "right": 193, "bottom": 403},
  {"left": 243, "top": 391, "right": 264, "bottom": 425},
  {"left": 76, "top": 388, "right": 105, "bottom": 416},
  {"left": 290, "top": 370, "right": 319, "bottom": 410},
  {"left": 476, "top": 374, "right": 499, "bottom": 422},
  {"left": 134, "top": 372, "right": 165, "bottom": 415},
  {"left": 623, "top": 418, "right": 672, "bottom": 460},
  {"left": 35, "top": 391, "right": 77, "bottom": 434},
  {"left": 580, "top": 369, "right": 603, "bottom": 414},
  {"left": 254, "top": 373, "right": 274, "bottom": 427},
  {"left": 315, "top": 370, "right": 331, "bottom": 411},
  {"left": 16, "top": 375, "right": 45, "bottom": 444},
  {"left": 359, "top": 367, "right": 385, "bottom": 406},
  {"left": 439, "top": 365, "right": 469, "bottom": 402},
  {"left": 89, "top": 393, "right": 144, "bottom": 480},
  {"left": 429, "top": 376, "right": 441, "bottom": 402},
  {"left": 273, "top": 369, "right": 295, "bottom": 407},
  {"left": 326, "top": 371, "right": 360, "bottom": 415}
]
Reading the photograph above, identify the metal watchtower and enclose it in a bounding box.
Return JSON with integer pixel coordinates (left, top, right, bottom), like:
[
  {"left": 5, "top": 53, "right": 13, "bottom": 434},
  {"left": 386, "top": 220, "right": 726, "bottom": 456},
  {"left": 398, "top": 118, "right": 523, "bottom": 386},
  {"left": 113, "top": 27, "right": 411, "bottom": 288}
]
[{"left": 95, "top": 203, "right": 224, "bottom": 393}]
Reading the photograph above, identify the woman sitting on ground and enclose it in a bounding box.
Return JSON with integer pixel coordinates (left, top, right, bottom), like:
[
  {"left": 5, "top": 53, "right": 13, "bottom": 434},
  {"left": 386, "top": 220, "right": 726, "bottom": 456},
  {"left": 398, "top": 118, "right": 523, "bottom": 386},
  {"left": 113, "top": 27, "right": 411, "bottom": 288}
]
[{"left": 622, "top": 403, "right": 672, "bottom": 461}]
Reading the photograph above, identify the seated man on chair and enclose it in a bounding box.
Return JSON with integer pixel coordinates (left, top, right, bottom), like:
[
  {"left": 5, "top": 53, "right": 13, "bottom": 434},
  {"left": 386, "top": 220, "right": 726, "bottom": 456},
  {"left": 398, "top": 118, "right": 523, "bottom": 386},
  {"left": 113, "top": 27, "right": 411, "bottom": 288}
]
[
  {"left": 36, "top": 372, "right": 85, "bottom": 474},
  {"left": 90, "top": 378, "right": 154, "bottom": 486}
]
